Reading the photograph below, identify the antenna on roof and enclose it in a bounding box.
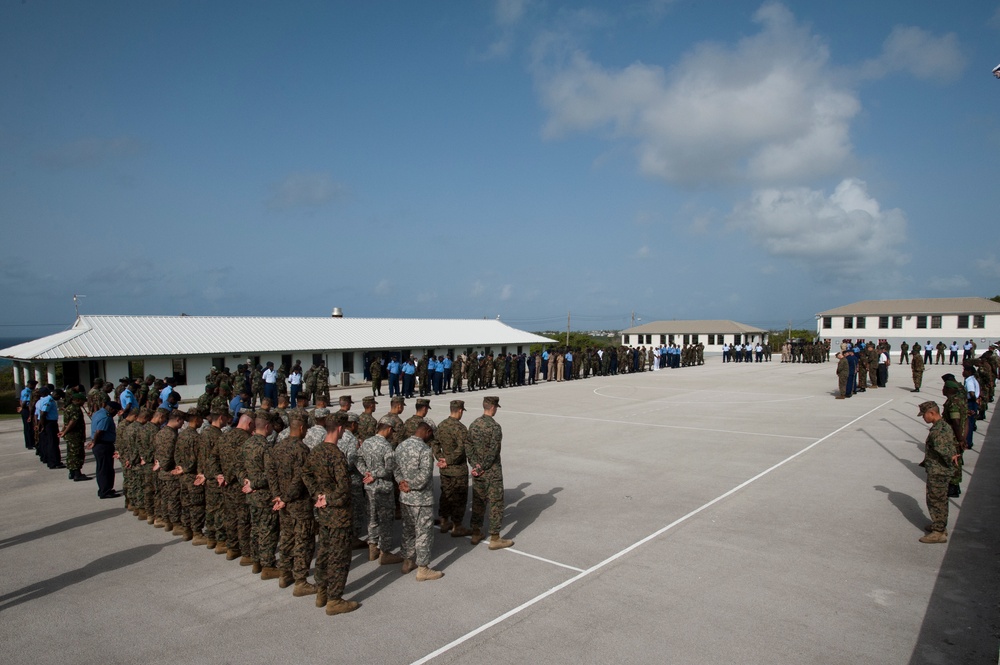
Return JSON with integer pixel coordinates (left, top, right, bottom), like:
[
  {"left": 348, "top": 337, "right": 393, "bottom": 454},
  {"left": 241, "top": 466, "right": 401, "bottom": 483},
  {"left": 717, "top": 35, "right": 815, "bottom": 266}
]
[{"left": 73, "top": 294, "right": 87, "bottom": 317}]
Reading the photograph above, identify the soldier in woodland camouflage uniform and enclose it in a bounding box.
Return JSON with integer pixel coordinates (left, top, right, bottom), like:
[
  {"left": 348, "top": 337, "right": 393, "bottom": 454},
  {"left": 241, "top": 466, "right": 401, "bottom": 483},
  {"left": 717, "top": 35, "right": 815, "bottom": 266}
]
[
  {"left": 481, "top": 354, "right": 493, "bottom": 389},
  {"left": 395, "top": 422, "right": 443, "bottom": 580},
  {"left": 316, "top": 361, "right": 330, "bottom": 403},
  {"left": 433, "top": 400, "right": 472, "bottom": 537},
  {"left": 467, "top": 355, "right": 479, "bottom": 392},
  {"left": 86, "top": 378, "right": 107, "bottom": 417},
  {"left": 467, "top": 396, "right": 513, "bottom": 550},
  {"left": 403, "top": 398, "right": 430, "bottom": 440},
  {"left": 417, "top": 355, "right": 430, "bottom": 397},
  {"left": 153, "top": 410, "right": 186, "bottom": 533},
  {"left": 138, "top": 409, "right": 163, "bottom": 524},
  {"left": 370, "top": 358, "right": 382, "bottom": 397},
  {"left": 452, "top": 355, "right": 464, "bottom": 393},
  {"left": 917, "top": 401, "right": 959, "bottom": 543},
  {"left": 941, "top": 379, "right": 968, "bottom": 498},
  {"left": 217, "top": 412, "right": 254, "bottom": 560},
  {"left": 251, "top": 365, "right": 264, "bottom": 408},
  {"left": 356, "top": 418, "right": 401, "bottom": 564},
  {"left": 303, "top": 412, "right": 359, "bottom": 615},
  {"left": 116, "top": 410, "right": 138, "bottom": 510},
  {"left": 304, "top": 364, "right": 317, "bottom": 404},
  {"left": 357, "top": 396, "right": 378, "bottom": 443},
  {"left": 200, "top": 409, "right": 228, "bottom": 551},
  {"left": 233, "top": 365, "right": 247, "bottom": 398},
  {"left": 835, "top": 353, "right": 849, "bottom": 399},
  {"left": 242, "top": 411, "right": 280, "bottom": 574},
  {"left": 196, "top": 384, "right": 214, "bottom": 417},
  {"left": 276, "top": 364, "right": 288, "bottom": 397},
  {"left": 338, "top": 413, "right": 368, "bottom": 545},
  {"left": 175, "top": 408, "right": 207, "bottom": 542},
  {"left": 911, "top": 350, "right": 925, "bottom": 392},
  {"left": 266, "top": 415, "right": 316, "bottom": 589},
  {"left": 60, "top": 392, "right": 89, "bottom": 481},
  {"left": 866, "top": 343, "right": 879, "bottom": 389}
]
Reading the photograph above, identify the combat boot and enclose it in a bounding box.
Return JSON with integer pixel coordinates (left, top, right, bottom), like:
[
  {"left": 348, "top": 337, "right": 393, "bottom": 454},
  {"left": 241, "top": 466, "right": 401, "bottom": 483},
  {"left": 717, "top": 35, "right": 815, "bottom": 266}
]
[
  {"left": 379, "top": 551, "right": 404, "bottom": 565},
  {"left": 153, "top": 517, "right": 165, "bottom": 528},
  {"left": 947, "top": 484, "right": 961, "bottom": 498},
  {"left": 192, "top": 534, "right": 210, "bottom": 547},
  {"left": 252, "top": 562, "right": 263, "bottom": 574},
  {"left": 136, "top": 510, "right": 148, "bottom": 520},
  {"left": 440, "top": 521, "right": 453, "bottom": 534},
  {"left": 260, "top": 566, "right": 282, "bottom": 581},
  {"left": 415, "top": 566, "right": 444, "bottom": 582},
  {"left": 162, "top": 521, "right": 174, "bottom": 532},
  {"left": 215, "top": 543, "right": 229, "bottom": 555},
  {"left": 226, "top": 548, "right": 241, "bottom": 560},
  {"left": 205, "top": 539, "right": 217, "bottom": 550},
  {"left": 293, "top": 581, "right": 318, "bottom": 597},
  {"left": 470, "top": 531, "right": 484, "bottom": 545},
  {"left": 368, "top": 543, "right": 380, "bottom": 561},
  {"left": 450, "top": 525, "right": 472, "bottom": 538},
  {"left": 488, "top": 535, "right": 514, "bottom": 550},
  {"left": 919, "top": 531, "right": 948, "bottom": 544},
  {"left": 147, "top": 515, "right": 155, "bottom": 525},
  {"left": 182, "top": 529, "right": 194, "bottom": 542},
  {"left": 401, "top": 558, "right": 416, "bottom": 574},
  {"left": 278, "top": 572, "right": 294, "bottom": 589},
  {"left": 239, "top": 555, "right": 254, "bottom": 567},
  {"left": 325, "top": 599, "right": 359, "bottom": 615},
  {"left": 315, "top": 588, "right": 327, "bottom": 607},
  {"left": 170, "top": 525, "right": 185, "bottom": 537}
]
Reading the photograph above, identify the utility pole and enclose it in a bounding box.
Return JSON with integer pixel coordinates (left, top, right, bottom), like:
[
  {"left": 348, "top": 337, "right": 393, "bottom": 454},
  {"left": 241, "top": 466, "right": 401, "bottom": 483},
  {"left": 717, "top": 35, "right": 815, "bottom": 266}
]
[
  {"left": 631, "top": 310, "right": 635, "bottom": 328},
  {"left": 73, "top": 294, "right": 87, "bottom": 318},
  {"left": 566, "top": 311, "right": 571, "bottom": 347}
]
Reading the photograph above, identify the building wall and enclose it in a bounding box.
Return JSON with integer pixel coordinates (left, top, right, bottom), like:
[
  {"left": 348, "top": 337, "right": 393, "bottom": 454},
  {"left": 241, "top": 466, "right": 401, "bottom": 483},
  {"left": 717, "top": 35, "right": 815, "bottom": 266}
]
[
  {"left": 622, "top": 332, "right": 767, "bottom": 350},
  {"left": 816, "top": 313, "right": 1000, "bottom": 349}
]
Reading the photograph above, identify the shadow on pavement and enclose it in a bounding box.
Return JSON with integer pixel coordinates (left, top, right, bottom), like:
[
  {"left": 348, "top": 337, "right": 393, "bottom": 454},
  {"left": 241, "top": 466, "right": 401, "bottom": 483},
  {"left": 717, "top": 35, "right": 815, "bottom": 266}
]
[
  {"left": 908, "top": 415, "right": 1000, "bottom": 664},
  {"left": 0, "top": 541, "right": 180, "bottom": 612},
  {"left": 505, "top": 486, "right": 563, "bottom": 540},
  {"left": 862, "top": 428, "right": 925, "bottom": 482},
  {"left": 873, "top": 485, "right": 926, "bottom": 531},
  {"left": 0, "top": 508, "right": 125, "bottom": 551}
]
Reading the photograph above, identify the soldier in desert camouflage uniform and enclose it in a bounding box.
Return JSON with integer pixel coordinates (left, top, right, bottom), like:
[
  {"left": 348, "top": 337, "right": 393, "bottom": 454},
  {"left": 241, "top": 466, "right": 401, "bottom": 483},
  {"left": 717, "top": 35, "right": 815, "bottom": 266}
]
[
  {"left": 467, "top": 396, "right": 513, "bottom": 550},
  {"left": 356, "top": 418, "right": 402, "bottom": 565},
  {"left": 395, "top": 422, "right": 443, "bottom": 581},
  {"left": 338, "top": 413, "right": 368, "bottom": 546},
  {"left": 303, "top": 413, "right": 359, "bottom": 615},
  {"left": 911, "top": 350, "right": 925, "bottom": 392}
]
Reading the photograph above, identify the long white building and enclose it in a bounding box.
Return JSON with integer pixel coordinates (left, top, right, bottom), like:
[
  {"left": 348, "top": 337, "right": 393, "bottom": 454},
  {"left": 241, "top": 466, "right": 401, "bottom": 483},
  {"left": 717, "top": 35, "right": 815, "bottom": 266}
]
[
  {"left": 620, "top": 320, "right": 768, "bottom": 354},
  {"left": 1, "top": 314, "right": 554, "bottom": 393},
  {"left": 815, "top": 297, "right": 1000, "bottom": 348}
]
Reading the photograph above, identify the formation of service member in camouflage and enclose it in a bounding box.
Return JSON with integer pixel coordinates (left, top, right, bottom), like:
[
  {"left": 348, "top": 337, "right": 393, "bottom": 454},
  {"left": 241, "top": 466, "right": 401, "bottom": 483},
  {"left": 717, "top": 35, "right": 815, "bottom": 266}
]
[
  {"left": 467, "top": 396, "right": 513, "bottom": 550},
  {"left": 337, "top": 413, "right": 369, "bottom": 547},
  {"left": 217, "top": 411, "right": 254, "bottom": 560},
  {"left": 59, "top": 392, "right": 90, "bottom": 481},
  {"left": 357, "top": 418, "right": 402, "bottom": 565},
  {"left": 153, "top": 410, "right": 186, "bottom": 534},
  {"left": 200, "top": 409, "right": 228, "bottom": 552},
  {"left": 911, "top": 350, "right": 925, "bottom": 392},
  {"left": 242, "top": 411, "right": 279, "bottom": 574},
  {"left": 395, "top": 422, "right": 444, "bottom": 581},
  {"left": 917, "top": 401, "right": 960, "bottom": 543},
  {"left": 116, "top": 409, "right": 137, "bottom": 509},
  {"left": 451, "top": 355, "right": 464, "bottom": 393},
  {"left": 141, "top": 409, "right": 165, "bottom": 525},
  {"left": 432, "top": 400, "right": 473, "bottom": 538},
  {"left": 175, "top": 408, "right": 206, "bottom": 542},
  {"left": 266, "top": 415, "right": 316, "bottom": 589},
  {"left": 303, "top": 412, "right": 360, "bottom": 615},
  {"left": 357, "top": 396, "right": 378, "bottom": 443}
]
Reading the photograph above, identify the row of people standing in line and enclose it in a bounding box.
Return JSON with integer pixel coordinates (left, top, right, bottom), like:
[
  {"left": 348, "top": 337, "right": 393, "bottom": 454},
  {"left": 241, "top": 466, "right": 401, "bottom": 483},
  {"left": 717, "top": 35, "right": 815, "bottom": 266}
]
[{"left": 898, "top": 340, "right": 981, "bottom": 366}]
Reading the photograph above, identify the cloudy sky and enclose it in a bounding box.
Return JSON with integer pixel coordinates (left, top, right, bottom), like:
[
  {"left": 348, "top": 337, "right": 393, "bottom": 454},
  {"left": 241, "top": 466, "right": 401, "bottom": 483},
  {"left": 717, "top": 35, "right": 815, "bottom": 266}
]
[{"left": 2, "top": 1, "right": 998, "bottom": 340}]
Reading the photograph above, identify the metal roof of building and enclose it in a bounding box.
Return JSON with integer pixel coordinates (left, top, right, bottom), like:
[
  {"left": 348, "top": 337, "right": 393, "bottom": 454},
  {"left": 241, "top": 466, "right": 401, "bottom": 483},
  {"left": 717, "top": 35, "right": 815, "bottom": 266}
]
[
  {"left": 817, "top": 297, "right": 1000, "bottom": 317},
  {"left": 0, "top": 315, "right": 556, "bottom": 361},
  {"left": 621, "top": 320, "right": 766, "bottom": 335}
]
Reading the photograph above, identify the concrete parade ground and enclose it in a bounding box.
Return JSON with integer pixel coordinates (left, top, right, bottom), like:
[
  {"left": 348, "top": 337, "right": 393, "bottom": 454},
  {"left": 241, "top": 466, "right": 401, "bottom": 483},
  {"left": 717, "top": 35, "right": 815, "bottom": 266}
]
[{"left": 0, "top": 359, "right": 997, "bottom": 665}]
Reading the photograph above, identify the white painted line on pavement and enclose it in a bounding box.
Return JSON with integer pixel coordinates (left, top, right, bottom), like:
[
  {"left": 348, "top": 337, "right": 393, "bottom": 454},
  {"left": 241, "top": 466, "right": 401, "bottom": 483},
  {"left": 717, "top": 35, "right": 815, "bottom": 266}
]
[
  {"left": 502, "top": 547, "right": 585, "bottom": 573},
  {"left": 410, "top": 399, "right": 892, "bottom": 665},
  {"left": 502, "top": 409, "right": 815, "bottom": 440}
]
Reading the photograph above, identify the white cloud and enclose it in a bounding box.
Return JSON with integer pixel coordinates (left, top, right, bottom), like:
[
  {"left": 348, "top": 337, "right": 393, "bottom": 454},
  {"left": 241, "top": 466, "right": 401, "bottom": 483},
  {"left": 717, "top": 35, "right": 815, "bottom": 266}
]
[
  {"left": 975, "top": 255, "right": 1000, "bottom": 278},
  {"left": 636, "top": 245, "right": 651, "bottom": 259},
  {"left": 860, "top": 26, "right": 966, "bottom": 82},
  {"left": 533, "top": 2, "right": 859, "bottom": 185},
  {"left": 730, "top": 178, "right": 909, "bottom": 281},
  {"left": 483, "top": 0, "right": 531, "bottom": 59},
  {"left": 37, "top": 136, "right": 143, "bottom": 169},
  {"left": 267, "top": 172, "right": 348, "bottom": 209},
  {"left": 927, "top": 275, "right": 971, "bottom": 292},
  {"left": 500, "top": 284, "right": 513, "bottom": 300},
  {"left": 374, "top": 279, "right": 391, "bottom": 296}
]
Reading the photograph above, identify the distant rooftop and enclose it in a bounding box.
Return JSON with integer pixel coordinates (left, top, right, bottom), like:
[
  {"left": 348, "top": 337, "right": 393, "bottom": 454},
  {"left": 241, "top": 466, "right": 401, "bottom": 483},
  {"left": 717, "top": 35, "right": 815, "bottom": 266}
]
[
  {"left": 817, "top": 297, "right": 1000, "bottom": 317},
  {"left": 621, "top": 320, "right": 766, "bottom": 335}
]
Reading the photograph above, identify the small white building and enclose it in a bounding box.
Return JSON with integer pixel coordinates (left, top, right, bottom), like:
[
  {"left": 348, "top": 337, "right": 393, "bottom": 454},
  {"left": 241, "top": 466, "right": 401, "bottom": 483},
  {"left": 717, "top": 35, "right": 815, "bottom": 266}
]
[
  {"left": 815, "top": 297, "right": 1000, "bottom": 349},
  {"left": 1, "top": 314, "right": 554, "bottom": 393},
  {"left": 620, "top": 320, "right": 768, "bottom": 354}
]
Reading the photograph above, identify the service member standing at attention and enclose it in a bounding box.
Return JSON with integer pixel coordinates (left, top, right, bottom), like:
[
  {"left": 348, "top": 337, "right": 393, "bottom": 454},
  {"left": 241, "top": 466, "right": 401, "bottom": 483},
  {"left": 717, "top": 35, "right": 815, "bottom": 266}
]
[
  {"left": 265, "top": 415, "right": 317, "bottom": 592},
  {"left": 395, "top": 422, "right": 444, "bottom": 581},
  {"left": 303, "top": 412, "right": 359, "bottom": 615},
  {"left": 433, "top": 400, "right": 473, "bottom": 537},
  {"left": 916, "top": 401, "right": 960, "bottom": 543},
  {"left": 357, "top": 396, "right": 378, "bottom": 443},
  {"left": 60, "top": 391, "right": 90, "bottom": 481},
  {"left": 467, "top": 396, "right": 513, "bottom": 550},
  {"left": 89, "top": 400, "right": 122, "bottom": 499},
  {"left": 356, "top": 418, "right": 403, "bottom": 565},
  {"left": 153, "top": 409, "right": 186, "bottom": 533},
  {"left": 911, "top": 348, "right": 925, "bottom": 392},
  {"left": 217, "top": 411, "right": 254, "bottom": 561},
  {"left": 242, "top": 411, "right": 280, "bottom": 576}
]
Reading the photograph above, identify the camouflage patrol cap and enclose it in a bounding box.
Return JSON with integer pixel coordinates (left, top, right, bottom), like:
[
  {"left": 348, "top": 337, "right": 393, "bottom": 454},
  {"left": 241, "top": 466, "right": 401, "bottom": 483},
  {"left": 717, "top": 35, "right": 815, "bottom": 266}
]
[
  {"left": 483, "top": 396, "right": 500, "bottom": 408},
  {"left": 346, "top": 412, "right": 359, "bottom": 423},
  {"left": 377, "top": 416, "right": 395, "bottom": 429},
  {"left": 330, "top": 412, "right": 349, "bottom": 427},
  {"left": 416, "top": 398, "right": 431, "bottom": 410},
  {"left": 391, "top": 396, "right": 406, "bottom": 405},
  {"left": 918, "top": 401, "right": 939, "bottom": 415},
  {"left": 450, "top": 399, "right": 465, "bottom": 411},
  {"left": 313, "top": 407, "right": 330, "bottom": 419},
  {"left": 339, "top": 395, "right": 354, "bottom": 405},
  {"left": 362, "top": 396, "right": 377, "bottom": 406}
]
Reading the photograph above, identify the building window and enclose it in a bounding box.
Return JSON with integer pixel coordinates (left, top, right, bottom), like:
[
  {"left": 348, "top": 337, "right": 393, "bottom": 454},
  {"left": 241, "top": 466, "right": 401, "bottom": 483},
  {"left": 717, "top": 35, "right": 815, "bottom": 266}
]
[
  {"left": 281, "top": 354, "right": 292, "bottom": 371},
  {"left": 916, "top": 316, "right": 927, "bottom": 329},
  {"left": 668, "top": 335, "right": 675, "bottom": 345},
  {"left": 342, "top": 352, "right": 355, "bottom": 373},
  {"left": 878, "top": 316, "right": 889, "bottom": 329},
  {"left": 660, "top": 334, "right": 666, "bottom": 344},
  {"left": 692, "top": 334, "right": 699, "bottom": 343},
  {"left": 844, "top": 317, "right": 853, "bottom": 329},
  {"left": 707, "top": 334, "right": 715, "bottom": 345},
  {"left": 931, "top": 316, "right": 942, "bottom": 329},
  {"left": 856, "top": 317, "right": 866, "bottom": 329},
  {"left": 683, "top": 334, "right": 690, "bottom": 345},
  {"left": 646, "top": 334, "right": 653, "bottom": 344},
  {"left": 823, "top": 316, "right": 832, "bottom": 329},
  {"left": 171, "top": 359, "right": 187, "bottom": 385},
  {"left": 128, "top": 360, "right": 144, "bottom": 380},
  {"left": 312, "top": 353, "right": 324, "bottom": 366},
  {"left": 957, "top": 315, "right": 969, "bottom": 329},
  {"left": 974, "top": 315, "right": 986, "bottom": 329},
  {"left": 892, "top": 316, "right": 903, "bottom": 329}
]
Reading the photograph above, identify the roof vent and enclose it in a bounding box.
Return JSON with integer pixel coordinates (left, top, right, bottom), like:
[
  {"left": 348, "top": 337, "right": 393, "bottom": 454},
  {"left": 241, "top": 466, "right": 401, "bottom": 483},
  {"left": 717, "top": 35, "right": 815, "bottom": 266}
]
[{"left": 331, "top": 308, "right": 343, "bottom": 318}]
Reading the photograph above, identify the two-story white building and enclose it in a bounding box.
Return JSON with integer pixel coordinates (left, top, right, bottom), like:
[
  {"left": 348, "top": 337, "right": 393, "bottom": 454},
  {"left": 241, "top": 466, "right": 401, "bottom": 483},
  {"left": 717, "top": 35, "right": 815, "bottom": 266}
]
[{"left": 815, "top": 297, "right": 1000, "bottom": 349}]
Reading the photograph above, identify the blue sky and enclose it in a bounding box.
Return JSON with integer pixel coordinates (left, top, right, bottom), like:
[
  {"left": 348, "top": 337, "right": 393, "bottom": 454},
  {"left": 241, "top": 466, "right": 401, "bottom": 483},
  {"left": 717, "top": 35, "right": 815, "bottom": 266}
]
[{"left": 2, "top": 0, "right": 998, "bottom": 340}]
